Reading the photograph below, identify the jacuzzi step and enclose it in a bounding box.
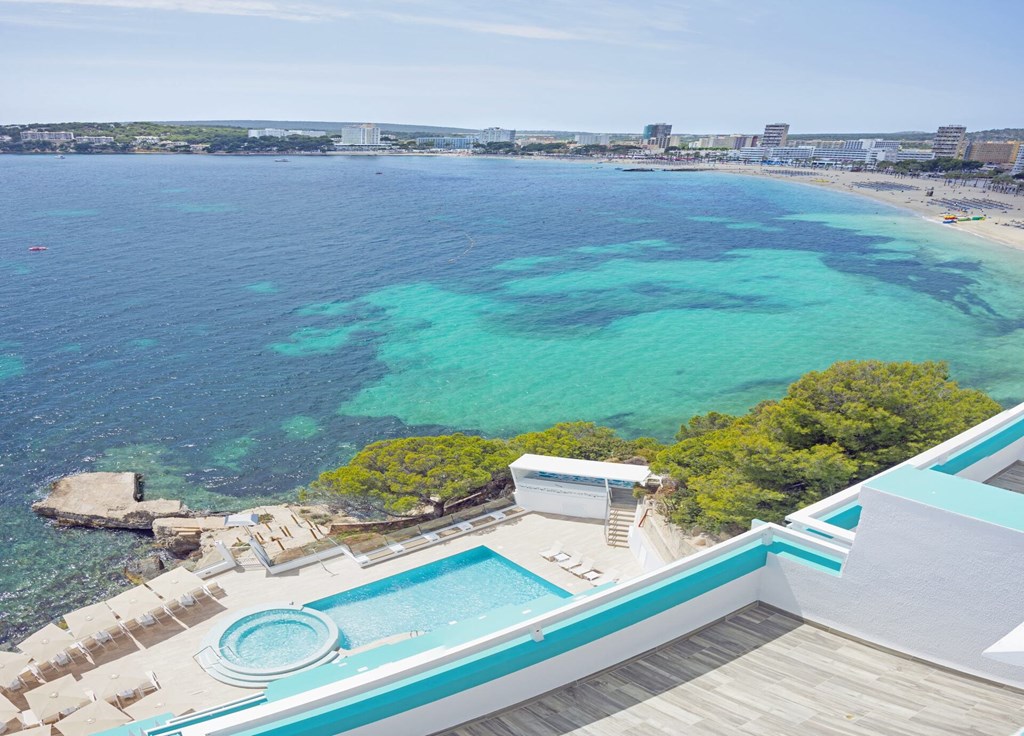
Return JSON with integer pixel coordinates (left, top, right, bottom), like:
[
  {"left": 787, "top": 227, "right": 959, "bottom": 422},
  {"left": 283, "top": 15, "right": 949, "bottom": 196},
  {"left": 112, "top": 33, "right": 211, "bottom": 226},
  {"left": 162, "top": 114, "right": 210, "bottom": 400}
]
[{"left": 201, "top": 650, "right": 342, "bottom": 689}]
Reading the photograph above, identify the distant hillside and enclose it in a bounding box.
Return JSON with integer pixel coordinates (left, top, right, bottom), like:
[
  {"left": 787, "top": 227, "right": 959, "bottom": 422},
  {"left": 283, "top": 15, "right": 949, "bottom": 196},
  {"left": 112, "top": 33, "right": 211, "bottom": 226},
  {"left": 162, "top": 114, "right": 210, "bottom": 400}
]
[
  {"left": 967, "top": 128, "right": 1024, "bottom": 141},
  {"left": 162, "top": 120, "right": 479, "bottom": 135}
]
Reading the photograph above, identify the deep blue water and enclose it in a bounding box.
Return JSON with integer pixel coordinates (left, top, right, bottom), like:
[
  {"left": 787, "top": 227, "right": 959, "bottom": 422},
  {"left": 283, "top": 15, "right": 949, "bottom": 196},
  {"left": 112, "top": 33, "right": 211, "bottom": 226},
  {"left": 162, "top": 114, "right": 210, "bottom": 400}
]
[{"left": 2, "top": 153, "right": 1024, "bottom": 643}]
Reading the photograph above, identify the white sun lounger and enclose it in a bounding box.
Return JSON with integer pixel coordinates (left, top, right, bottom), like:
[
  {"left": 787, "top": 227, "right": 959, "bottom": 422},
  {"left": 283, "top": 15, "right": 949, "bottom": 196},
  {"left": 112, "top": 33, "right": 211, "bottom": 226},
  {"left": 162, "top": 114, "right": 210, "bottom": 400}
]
[
  {"left": 589, "top": 568, "right": 621, "bottom": 587},
  {"left": 570, "top": 558, "right": 596, "bottom": 578},
  {"left": 558, "top": 552, "right": 583, "bottom": 570},
  {"left": 539, "top": 541, "right": 563, "bottom": 561}
]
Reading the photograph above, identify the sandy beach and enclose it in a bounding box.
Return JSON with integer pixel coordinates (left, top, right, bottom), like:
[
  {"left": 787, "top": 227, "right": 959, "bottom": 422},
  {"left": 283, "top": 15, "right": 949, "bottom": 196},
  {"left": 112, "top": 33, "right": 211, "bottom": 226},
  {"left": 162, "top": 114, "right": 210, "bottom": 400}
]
[{"left": 683, "top": 162, "right": 1024, "bottom": 252}]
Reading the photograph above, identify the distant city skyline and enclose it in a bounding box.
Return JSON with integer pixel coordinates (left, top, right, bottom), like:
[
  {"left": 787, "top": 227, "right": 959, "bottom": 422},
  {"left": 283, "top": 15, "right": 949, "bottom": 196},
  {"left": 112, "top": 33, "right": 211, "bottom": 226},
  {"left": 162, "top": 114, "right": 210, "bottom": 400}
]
[{"left": 1, "top": 0, "right": 1021, "bottom": 129}]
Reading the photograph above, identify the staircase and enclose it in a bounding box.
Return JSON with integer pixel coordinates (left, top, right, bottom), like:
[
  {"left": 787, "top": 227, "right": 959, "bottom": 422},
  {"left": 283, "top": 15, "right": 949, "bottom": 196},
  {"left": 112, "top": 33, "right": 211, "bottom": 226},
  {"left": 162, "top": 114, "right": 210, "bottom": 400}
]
[{"left": 605, "top": 489, "right": 637, "bottom": 549}]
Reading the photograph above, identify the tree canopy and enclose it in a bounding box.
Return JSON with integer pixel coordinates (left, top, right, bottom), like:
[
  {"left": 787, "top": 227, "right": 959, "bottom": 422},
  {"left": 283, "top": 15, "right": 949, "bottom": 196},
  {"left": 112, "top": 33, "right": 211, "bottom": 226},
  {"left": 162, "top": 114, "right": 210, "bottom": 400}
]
[
  {"left": 654, "top": 360, "right": 1001, "bottom": 532},
  {"left": 308, "top": 434, "right": 515, "bottom": 518}
]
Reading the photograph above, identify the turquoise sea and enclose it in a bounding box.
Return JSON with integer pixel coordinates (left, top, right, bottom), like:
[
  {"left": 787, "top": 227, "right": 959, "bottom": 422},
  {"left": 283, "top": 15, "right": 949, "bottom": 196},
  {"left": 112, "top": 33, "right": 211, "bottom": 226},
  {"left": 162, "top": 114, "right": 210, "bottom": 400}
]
[{"left": 2, "top": 154, "right": 1024, "bottom": 643}]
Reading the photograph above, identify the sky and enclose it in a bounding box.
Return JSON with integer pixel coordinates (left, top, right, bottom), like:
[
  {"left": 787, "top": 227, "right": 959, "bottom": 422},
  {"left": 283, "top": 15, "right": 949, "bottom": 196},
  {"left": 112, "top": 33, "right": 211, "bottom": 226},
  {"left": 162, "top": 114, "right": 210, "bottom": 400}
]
[{"left": 1, "top": 0, "right": 1021, "bottom": 132}]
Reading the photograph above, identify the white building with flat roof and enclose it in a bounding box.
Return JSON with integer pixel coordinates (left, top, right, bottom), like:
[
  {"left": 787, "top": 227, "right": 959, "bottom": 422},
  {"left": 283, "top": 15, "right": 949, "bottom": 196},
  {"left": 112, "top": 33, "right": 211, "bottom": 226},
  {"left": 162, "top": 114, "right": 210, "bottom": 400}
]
[
  {"left": 339, "top": 123, "right": 381, "bottom": 146},
  {"left": 510, "top": 454, "right": 652, "bottom": 519},
  {"left": 478, "top": 127, "right": 516, "bottom": 143},
  {"left": 21, "top": 130, "right": 74, "bottom": 141},
  {"left": 574, "top": 132, "right": 610, "bottom": 146},
  {"left": 1012, "top": 144, "right": 1024, "bottom": 175},
  {"left": 77, "top": 136, "right": 115, "bottom": 144}
]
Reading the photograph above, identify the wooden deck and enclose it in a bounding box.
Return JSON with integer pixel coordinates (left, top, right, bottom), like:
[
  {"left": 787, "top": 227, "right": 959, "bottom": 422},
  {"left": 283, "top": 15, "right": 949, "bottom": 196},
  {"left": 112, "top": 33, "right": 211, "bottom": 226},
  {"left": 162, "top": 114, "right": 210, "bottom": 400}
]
[
  {"left": 986, "top": 461, "right": 1024, "bottom": 495},
  {"left": 442, "top": 606, "right": 1024, "bottom": 736}
]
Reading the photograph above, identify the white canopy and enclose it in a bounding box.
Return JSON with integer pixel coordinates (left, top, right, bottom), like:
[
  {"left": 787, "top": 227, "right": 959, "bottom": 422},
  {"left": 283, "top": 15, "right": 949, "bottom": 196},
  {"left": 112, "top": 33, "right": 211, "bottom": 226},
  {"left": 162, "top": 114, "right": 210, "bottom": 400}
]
[
  {"left": 63, "top": 602, "right": 119, "bottom": 641},
  {"left": 983, "top": 619, "right": 1024, "bottom": 666},
  {"left": 23, "top": 674, "right": 88, "bottom": 722},
  {"left": 106, "top": 586, "right": 165, "bottom": 622},
  {"left": 17, "top": 624, "right": 75, "bottom": 664},
  {"left": 16, "top": 726, "right": 50, "bottom": 736},
  {"left": 79, "top": 672, "right": 150, "bottom": 703},
  {"left": 146, "top": 568, "right": 205, "bottom": 602},
  {"left": 49, "top": 699, "right": 129, "bottom": 736},
  {"left": 0, "top": 651, "right": 32, "bottom": 686},
  {"left": 0, "top": 692, "right": 20, "bottom": 723},
  {"left": 510, "top": 454, "right": 651, "bottom": 483}
]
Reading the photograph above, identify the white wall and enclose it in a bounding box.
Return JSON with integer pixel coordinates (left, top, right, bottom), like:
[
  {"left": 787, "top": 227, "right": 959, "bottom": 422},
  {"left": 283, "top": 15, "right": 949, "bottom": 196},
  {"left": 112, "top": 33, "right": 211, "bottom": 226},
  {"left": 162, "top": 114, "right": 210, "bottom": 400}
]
[
  {"left": 513, "top": 483, "right": 606, "bottom": 519},
  {"left": 341, "top": 572, "right": 762, "bottom": 736},
  {"left": 760, "top": 487, "right": 1024, "bottom": 689}
]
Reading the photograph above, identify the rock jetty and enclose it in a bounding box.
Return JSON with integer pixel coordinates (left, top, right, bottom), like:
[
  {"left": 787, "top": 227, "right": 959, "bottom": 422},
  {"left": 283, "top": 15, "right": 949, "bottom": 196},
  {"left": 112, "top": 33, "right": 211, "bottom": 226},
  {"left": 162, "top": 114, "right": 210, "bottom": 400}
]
[{"left": 32, "top": 472, "right": 188, "bottom": 530}]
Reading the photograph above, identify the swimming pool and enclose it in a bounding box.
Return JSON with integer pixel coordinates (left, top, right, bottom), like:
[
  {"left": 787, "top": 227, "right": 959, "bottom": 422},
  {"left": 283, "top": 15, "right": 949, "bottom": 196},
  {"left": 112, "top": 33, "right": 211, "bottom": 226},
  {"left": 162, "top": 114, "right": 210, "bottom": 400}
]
[
  {"left": 220, "top": 607, "right": 336, "bottom": 670},
  {"left": 308, "top": 546, "right": 569, "bottom": 650}
]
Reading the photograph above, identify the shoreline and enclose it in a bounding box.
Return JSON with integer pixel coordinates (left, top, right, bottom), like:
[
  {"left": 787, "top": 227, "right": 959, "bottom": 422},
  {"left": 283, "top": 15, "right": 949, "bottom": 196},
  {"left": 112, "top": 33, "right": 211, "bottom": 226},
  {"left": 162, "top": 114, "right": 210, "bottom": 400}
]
[{"left": 643, "top": 161, "right": 1024, "bottom": 253}]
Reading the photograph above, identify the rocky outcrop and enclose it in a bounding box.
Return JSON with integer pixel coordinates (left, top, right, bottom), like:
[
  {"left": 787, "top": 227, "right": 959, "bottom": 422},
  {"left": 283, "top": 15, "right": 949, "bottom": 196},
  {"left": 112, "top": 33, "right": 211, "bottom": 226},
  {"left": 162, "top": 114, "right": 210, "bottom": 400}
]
[{"left": 32, "top": 472, "right": 188, "bottom": 530}]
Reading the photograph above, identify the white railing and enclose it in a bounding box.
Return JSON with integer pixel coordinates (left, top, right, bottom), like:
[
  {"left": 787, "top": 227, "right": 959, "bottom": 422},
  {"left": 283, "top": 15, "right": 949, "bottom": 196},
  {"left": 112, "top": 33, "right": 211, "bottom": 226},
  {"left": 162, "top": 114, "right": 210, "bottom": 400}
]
[{"left": 174, "top": 523, "right": 846, "bottom": 736}]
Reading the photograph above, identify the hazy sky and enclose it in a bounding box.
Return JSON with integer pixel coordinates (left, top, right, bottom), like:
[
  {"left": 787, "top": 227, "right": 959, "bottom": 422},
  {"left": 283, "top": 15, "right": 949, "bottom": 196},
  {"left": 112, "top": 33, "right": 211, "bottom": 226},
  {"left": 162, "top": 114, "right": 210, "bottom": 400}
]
[{"left": 2, "top": 0, "right": 1021, "bottom": 132}]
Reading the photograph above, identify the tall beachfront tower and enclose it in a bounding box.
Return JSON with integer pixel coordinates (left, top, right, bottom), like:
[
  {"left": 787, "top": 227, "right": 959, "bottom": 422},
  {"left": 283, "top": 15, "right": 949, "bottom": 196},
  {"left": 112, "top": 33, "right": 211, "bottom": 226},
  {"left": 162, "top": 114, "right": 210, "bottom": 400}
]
[
  {"left": 478, "top": 127, "right": 516, "bottom": 143},
  {"left": 932, "top": 124, "right": 967, "bottom": 159},
  {"left": 761, "top": 123, "right": 790, "bottom": 148},
  {"left": 340, "top": 123, "right": 381, "bottom": 146},
  {"left": 642, "top": 122, "right": 672, "bottom": 147},
  {"left": 1012, "top": 144, "right": 1024, "bottom": 175}
]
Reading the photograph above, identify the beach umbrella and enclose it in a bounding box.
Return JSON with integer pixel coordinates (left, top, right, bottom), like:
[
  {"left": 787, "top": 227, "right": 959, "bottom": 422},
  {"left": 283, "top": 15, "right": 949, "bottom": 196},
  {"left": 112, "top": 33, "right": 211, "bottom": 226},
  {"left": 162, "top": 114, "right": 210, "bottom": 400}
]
[
  {"left": 62, "top": 603, "right": 118, "bottom": 642},
  {"left": 18, "top": 625, "right": 75, "bottom": 665},
  {"left": 16, "top": 726, "right": 51, "bottom": 736},
  {"left": 105, "top": 587, "right": 165, "bottom": 624},
  {"left": 145, "top": 568, "right": 205, "bottom": 604},
  {"left": 124, "top": 692, "right": 195, "bottom": 721},
  {"left": 0, "top": 691, "right": 20, "bottom": 723},
  {"left": 50, "top": 699, "right": 129, "bottom": 736},
  {"left": 0, "top": 651, "right": 32, "bottom": 689},
  {"left": 79, "top": 672, "right": 149, "bottom": 704},
  {"left": 23, "top": 675, "right": 88, "bottom": 723}
]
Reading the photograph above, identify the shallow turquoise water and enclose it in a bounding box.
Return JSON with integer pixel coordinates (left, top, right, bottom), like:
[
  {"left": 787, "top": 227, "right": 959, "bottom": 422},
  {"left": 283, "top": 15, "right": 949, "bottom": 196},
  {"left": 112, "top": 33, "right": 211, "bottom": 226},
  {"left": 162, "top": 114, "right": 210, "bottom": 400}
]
[{"left": 2, "top": 154, "right": 1024, "bottom": 642}]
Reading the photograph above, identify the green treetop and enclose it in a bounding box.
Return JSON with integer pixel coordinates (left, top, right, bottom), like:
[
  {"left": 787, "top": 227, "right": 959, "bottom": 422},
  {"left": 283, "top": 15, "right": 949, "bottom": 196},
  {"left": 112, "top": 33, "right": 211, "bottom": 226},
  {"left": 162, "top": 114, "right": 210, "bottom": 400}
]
[
  {"left": 655, "top": 360, "right": 1000, "bottom": 532},
  {"left": 308, "top": 434, "right": 515, "bottom": 519}
]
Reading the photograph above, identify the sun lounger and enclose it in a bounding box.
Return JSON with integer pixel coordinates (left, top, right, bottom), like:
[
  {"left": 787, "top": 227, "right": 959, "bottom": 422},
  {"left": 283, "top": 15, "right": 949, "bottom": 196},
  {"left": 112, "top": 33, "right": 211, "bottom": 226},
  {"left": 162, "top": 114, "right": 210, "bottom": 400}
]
[
  {"left": 422, "top": 532, "right": 440, "bottom": 543},
  {"left": 588, "top": 568, "right": 621, "bottom": 587},
  {"left": 456, "top": 522, "right": 473, "bottom": 532},
  {"left": 387, "top": 543, "right": 405, "bottom": 554},
  {"left": 570, "top": 558, "right": 596, "bottom": 578},
  {"left": 539, "top": 541, "right": 563, "bottom": 561},
  {"left": 488, "top": 511, "right": 506, "bottom": 521},
  {"left": 558, "top": 552, "right": 583, "bottom": 570}
]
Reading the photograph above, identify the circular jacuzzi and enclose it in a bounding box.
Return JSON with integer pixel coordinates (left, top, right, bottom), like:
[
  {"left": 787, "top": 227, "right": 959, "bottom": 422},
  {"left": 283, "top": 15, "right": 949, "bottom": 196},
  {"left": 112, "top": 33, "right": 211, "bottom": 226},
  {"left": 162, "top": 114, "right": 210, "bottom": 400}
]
[{"left": 199, "top": 603, "right": 340, "bottom": 686}]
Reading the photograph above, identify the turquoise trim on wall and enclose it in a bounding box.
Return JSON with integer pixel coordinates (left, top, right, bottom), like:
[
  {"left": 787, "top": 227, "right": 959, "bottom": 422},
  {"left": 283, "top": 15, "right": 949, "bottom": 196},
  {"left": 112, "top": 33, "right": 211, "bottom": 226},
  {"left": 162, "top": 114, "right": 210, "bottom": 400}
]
[
  {"left": 220, "top": 538, "right": 841, "bottom": 736},
  {"left": 820, "top": 501, "right": 861, "bottom": 531},
  {"left": 869, "top": 465, "right": 1024, "bottom": 533},
  {"left": 931, "top": 416, "right": 1024, "bottom": 475}
]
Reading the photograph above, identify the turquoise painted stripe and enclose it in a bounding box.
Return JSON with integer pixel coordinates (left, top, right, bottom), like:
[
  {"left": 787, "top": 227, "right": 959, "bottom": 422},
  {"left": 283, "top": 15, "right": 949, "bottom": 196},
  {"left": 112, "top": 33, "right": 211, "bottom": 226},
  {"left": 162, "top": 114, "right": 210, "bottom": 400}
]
[
  {"left": 146, "top": 697, "right": 266, "bottom": 736},
  {"left": 869, "top": 465, "right": 1024, "bottom": 532},
  {"left": 224, "top": 538, "right": 842, "bottom": 736},
  {"left": 820, "top": 501, "right": 861, "bottom": 530},
  {"left": 931, "top": 416, "right": 1024, "bottom": 475},
  {"left": 95, "top": 714, "right": 171, "bottom": 736}
]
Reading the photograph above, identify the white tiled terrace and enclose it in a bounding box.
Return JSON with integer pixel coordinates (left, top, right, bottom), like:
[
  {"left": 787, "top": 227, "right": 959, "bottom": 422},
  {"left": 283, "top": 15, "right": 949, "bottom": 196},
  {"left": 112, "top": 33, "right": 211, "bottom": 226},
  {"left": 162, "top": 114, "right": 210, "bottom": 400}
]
[{"left": 8, "top": 512, "right": 641, "bottom": 721}]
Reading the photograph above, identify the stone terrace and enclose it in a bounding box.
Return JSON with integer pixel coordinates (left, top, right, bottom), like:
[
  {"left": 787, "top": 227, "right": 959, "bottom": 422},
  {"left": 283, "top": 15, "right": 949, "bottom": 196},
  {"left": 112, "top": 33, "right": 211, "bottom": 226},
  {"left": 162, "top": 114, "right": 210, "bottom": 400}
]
[{"left": 11, "top": 513, "right": 641, "bottom": 718}]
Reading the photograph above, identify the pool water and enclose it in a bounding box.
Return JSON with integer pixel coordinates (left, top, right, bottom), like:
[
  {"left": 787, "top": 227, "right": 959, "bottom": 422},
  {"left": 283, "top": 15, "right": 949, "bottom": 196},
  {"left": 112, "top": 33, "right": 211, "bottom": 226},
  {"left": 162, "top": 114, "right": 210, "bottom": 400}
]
[
  {"left": 308, "top": 547, "right": 569, "bottom": 649},
  {"left": 220, "top": 608, "right": 333, "bottom": 669}
]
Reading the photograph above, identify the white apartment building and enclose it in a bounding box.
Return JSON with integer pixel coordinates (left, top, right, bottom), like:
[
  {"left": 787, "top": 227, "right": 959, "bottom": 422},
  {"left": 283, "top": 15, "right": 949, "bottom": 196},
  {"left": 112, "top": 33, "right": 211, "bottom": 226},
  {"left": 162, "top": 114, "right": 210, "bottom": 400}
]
[
  {"left": 339, "top": 123, "right": 381, "bottom": 146},
  {"left": 933, "top": 124, "right": 967, "bottom": 158},
  {"left": 21, "top": 130, "right": 74, "bottom": 141},
  {"left": 896, "top": 149, "right": 936, "bottom": 162},
  {"left": 77, "top": 136, "right": 115, "bottom": 144},
  {"left": 247, "top": 128, "right": 327, "bottom": 139},
  {"left": 574, "top": 132, "right": 610, "bottom": 146},
  {"left": 478, "top": 127, "right": 516, "bottom": 144},
  {"left": 1012, "top": 145, "right": 1024, "bottom": 176}
]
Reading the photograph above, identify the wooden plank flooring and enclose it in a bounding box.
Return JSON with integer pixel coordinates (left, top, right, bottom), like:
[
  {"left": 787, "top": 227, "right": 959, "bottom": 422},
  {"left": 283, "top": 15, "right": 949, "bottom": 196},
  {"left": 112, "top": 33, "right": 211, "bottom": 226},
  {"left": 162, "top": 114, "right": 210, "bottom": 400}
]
[
  {"left": 986, "top": 461, "right": 1024, "bottom": 494},
  {"left": 442, "top": 606, "right": 1024, "bottom": 736}
]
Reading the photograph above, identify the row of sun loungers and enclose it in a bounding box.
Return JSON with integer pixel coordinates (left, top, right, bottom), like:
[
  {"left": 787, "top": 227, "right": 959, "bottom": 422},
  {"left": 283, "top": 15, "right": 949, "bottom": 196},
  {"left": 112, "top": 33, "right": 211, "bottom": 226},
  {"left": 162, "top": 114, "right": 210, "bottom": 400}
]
[
  {"left": 351, "top": 505, "right": 525, "bottom": 567},
  {"left": 540, "top": 542, "right": 621, "bottom": 587}
]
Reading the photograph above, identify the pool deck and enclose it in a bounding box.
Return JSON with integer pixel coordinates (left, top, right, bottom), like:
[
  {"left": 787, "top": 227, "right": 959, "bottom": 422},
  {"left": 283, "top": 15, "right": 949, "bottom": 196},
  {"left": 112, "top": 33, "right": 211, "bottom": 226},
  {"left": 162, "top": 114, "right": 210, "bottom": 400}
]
[
  {"left": 15, "top": 512, "right": 640, "bottom": 717},
  {"left": 443, "top": 605, "right": 1024, "bottom": 736}
]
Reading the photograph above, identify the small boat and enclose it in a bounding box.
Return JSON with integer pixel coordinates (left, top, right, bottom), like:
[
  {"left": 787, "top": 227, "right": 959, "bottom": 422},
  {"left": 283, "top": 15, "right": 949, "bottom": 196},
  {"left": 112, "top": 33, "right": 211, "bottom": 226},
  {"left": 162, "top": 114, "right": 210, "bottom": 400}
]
[
  {"left": 28, "top": 246, "right": 48, "bottom": 251},
  {"left": 56, "top": 155, "right": 65, "bottom": 159},
  {"left": 274, "top": 158, "right": 289, "bottom": 163}
]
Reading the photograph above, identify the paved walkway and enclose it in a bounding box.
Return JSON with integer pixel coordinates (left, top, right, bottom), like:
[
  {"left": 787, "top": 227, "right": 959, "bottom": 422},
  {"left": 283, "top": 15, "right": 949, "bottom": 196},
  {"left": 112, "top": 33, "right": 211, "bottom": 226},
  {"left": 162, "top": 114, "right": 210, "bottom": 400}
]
[{"left": 444, "top": 606, "right": 1024, "bottom": 736}]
